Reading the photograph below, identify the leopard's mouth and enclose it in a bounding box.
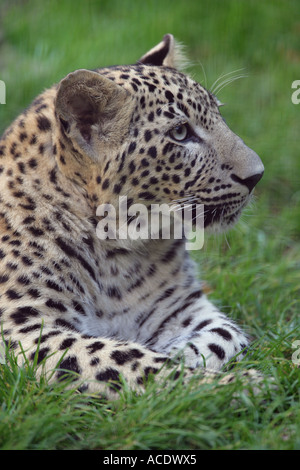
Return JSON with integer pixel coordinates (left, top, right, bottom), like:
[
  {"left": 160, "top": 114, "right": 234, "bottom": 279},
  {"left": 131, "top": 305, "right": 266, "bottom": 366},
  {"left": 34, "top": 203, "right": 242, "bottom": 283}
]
[
  {"left": 203, "top": 198, "right": 249, "bottom": 231},
  {"left": 180, "top": 196, "right": 249, "bottom": 231},
  {"left": 169, "top": 195, "right": 250, "bottom": 233}
]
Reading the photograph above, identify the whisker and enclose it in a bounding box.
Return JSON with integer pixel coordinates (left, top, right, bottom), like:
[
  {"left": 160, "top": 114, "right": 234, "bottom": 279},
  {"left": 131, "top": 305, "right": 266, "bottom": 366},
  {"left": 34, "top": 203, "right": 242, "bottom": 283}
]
[
  {"left": 156, "top": 101, "right": 176, "bottom": 116},
  {"left": 195, "top": 60, "right": 208, "bottom": 89},
  {"left": 210, "top": 68, "right": 246, "bottom": 94},
  {"left": 192, "top": 209, "right": 205, "bottom": 222},
  {"left": 171, "top": 194, "right": 198, "bottom": 203},
  {"left": 213, "top": 73, "right": 248, "bottom": 96}
]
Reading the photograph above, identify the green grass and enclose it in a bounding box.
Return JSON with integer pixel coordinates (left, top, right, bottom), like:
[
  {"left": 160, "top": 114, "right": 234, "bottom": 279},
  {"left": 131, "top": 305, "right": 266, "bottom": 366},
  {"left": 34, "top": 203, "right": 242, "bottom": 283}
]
[{"left": 0, "top": 0, "right": 299, "bottom": 451}]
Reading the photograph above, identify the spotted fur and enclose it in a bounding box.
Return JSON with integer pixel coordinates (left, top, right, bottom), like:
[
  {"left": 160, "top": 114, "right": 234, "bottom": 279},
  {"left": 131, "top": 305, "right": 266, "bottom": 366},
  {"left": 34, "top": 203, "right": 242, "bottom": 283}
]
[{"left": 0, "top": 35, "right": 264, "bottom": 396}]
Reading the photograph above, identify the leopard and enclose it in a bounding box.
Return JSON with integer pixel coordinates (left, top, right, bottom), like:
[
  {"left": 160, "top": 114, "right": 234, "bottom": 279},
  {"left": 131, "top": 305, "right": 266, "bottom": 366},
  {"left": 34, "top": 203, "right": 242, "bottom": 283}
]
[{"left": 0, "top": 34, "right": 264, "bottom": 397}]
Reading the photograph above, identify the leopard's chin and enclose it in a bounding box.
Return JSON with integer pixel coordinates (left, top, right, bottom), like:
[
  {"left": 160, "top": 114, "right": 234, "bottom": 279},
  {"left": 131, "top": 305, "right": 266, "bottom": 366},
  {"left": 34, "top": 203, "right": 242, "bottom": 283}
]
[
  {"left": 182, "top": 200, "right": 248, "bottom": 234},
  {"left": 203, "top": 201, "right": 248, "bottom": 233}
]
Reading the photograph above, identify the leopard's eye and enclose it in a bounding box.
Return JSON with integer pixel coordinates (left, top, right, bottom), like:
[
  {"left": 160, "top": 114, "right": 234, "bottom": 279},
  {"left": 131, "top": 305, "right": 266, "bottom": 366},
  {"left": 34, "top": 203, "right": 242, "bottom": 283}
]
[{"left": 169, "top": 123, "right": 189, "bottom": 141}]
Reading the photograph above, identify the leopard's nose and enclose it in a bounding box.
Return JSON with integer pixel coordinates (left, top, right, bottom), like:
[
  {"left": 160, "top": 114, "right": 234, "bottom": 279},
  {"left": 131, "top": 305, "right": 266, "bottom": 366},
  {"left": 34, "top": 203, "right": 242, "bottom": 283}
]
[{"left": 230, "top": 171, "right": 264, "bottom": 192}]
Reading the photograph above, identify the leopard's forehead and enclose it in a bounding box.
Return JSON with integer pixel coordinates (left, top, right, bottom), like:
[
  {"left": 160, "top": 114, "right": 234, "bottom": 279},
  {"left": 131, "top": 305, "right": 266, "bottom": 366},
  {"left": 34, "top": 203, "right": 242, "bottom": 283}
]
[{"left": 97, "top": 64, "right": 220, "bottom": 130}]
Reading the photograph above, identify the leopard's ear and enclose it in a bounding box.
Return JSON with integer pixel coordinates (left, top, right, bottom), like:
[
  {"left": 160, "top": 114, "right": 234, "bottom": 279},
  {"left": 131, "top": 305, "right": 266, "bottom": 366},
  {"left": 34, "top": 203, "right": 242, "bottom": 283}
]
[
  {"left": 138, "top": 34, "right": 188, "bottom": 70},
  {"left": 55, "top": 69, "right": 133, "bottom": 161}
]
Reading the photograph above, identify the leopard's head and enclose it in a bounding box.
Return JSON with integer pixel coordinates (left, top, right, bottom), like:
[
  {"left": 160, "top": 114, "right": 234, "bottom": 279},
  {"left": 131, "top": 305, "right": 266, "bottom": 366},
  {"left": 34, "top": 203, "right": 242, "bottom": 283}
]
[{"left": 54, "top": 34, "right": 264, "bottom": 233}]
